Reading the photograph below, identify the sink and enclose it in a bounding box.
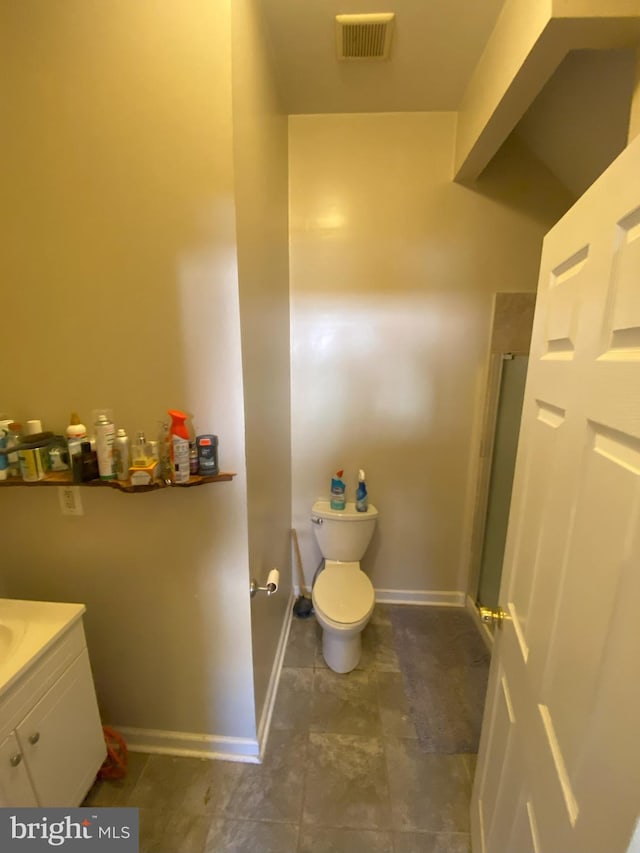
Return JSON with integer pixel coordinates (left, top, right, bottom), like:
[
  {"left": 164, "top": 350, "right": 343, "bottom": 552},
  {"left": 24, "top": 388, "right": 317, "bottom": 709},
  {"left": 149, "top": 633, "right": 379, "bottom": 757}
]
[
  {"left": 0, "top": 620, "right": 26, "bottom": 666},
  {"left": 0, "top": 598, "right": 85, "bottom": 697}
]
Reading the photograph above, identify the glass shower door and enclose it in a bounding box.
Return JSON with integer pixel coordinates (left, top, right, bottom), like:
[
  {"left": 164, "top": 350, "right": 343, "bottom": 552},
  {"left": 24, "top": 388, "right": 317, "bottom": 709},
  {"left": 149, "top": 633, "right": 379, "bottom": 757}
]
[{"left": 476, "top": 354, "right": 528, "bottom": 609}]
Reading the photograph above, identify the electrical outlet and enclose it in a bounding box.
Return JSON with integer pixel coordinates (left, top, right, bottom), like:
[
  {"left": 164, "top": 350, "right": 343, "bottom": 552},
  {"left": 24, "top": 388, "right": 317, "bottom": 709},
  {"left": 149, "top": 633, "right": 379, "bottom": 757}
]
[{"left": 59, "top": 486, "right": 83, "bottom": 516}]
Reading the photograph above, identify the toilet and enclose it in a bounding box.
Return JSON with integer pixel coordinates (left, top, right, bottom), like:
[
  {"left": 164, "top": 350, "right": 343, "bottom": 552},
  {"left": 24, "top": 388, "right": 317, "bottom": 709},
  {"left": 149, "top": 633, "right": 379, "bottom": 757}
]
[{"left": 311, "top": 499, "right": 378, "bottom": 673}]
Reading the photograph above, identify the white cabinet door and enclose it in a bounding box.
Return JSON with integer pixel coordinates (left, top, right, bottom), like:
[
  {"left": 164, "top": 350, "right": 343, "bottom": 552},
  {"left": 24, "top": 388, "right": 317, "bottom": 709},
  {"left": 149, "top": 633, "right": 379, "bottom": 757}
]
[
  {"left": 0, "top": 731, "right": 38, "bottom": 807},
  {"left": 16, "top": 650, "right": 106, "bottom": 807},
  {"left": 471, "top": 135, "right": 640, "bottom": 851}
]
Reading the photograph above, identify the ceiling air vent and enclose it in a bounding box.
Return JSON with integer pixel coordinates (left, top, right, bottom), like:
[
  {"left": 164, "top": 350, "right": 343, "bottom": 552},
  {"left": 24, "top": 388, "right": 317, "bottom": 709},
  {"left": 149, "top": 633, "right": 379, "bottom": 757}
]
[{"left": 336, "top": 13, "right": 395, "bottom": 60}]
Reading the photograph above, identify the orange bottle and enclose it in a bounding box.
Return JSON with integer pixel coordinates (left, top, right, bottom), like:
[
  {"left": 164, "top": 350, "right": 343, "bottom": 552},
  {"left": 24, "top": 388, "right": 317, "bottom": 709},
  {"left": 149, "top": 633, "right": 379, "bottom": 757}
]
[{"left": 168, "top": 409, "right": 190, "bottom": 484}]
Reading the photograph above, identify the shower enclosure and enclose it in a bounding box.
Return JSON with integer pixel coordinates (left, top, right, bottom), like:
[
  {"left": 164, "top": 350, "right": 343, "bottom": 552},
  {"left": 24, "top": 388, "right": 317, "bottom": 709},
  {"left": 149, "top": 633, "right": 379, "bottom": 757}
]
[
  {"left": 476, "top": 353, "right": 528, "bottom": 608},
  {"left": 469, "top": 293, "right": 535, "bottom": 624}
]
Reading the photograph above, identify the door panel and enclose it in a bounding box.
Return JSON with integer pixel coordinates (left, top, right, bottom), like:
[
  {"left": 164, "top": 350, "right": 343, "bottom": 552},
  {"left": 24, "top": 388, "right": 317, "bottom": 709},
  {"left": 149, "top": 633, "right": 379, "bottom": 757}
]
[{"left": 472, "top": 135, "right": 640, "bottom": 853}]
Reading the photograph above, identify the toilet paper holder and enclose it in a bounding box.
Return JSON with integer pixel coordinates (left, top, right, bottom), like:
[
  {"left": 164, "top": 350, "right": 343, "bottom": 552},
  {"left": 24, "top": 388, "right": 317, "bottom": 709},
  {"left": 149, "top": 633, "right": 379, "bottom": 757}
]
[{"left": 250, "top": 568, "right": 280, "bottom": 598}]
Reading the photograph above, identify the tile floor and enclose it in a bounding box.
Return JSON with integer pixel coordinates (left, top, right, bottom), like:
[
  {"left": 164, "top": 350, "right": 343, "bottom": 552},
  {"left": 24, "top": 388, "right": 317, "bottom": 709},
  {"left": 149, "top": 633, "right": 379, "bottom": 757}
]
[{"left": 84, "top": 605, "right": 484, "bottom": 853}]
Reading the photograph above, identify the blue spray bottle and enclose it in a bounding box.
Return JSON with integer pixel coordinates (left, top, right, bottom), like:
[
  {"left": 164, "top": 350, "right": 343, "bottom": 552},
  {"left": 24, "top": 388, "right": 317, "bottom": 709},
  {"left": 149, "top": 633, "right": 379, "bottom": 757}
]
[
  {"left": 330, "top": 469, "right": 346, "bottom": 510},
  {"left": 356, "top": 469, "right": 368, "bottom": 512}
]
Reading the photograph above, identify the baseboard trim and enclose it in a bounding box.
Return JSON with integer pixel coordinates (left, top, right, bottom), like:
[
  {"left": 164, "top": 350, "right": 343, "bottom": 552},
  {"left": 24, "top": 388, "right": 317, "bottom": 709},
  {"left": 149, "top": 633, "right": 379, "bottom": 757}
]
[
  {"left": 256, "top": 592, "right": 295, "bottom": 761},
  {"left": 116, "top": 726, "right": 261, "bottom": 764},
  {"left": 117, "top": 594, "right": 295, "bottom": 767},
  {"left": 375, "top": 588, "right": 466, "bottom": 607}
]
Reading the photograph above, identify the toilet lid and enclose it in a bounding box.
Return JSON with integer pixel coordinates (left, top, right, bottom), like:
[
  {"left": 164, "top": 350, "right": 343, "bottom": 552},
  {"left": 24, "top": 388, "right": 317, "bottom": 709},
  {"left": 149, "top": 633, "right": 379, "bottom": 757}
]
[{"left": 313, "top": 565, "right": 374, "bottom": 624}]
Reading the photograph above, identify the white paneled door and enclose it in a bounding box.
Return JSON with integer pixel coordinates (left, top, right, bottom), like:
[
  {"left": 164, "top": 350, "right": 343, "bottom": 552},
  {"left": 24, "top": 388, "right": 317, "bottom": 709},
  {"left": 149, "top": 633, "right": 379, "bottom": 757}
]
[{"left": 471, "top": 135, "right": 640, "bottom": 853}]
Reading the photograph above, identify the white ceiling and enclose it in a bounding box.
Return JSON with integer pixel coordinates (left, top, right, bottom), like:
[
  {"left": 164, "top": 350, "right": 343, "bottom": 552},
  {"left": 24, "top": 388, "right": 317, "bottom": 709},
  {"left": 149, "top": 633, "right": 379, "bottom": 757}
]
[
  {"left": 258, "top": 0, "right": 506, "bottom": 114},
  {"left": 258, "top": 2, "right": 636, "bottom": 195}
]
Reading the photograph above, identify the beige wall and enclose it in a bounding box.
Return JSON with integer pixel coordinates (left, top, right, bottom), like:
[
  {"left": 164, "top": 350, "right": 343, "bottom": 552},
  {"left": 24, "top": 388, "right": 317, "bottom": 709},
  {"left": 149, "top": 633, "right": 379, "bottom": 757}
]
[
  {"left": 231, "top": 0, "right": 291, "bottom": 732},
  {"left": 0, "top": 2, "right": 258, "bottom": 746},
  {"left": 0, "top": 0, "right": 616, "bottom": 758},
  {"left": 629, "top": 48, "right": 640, "bottom": 141},
  {"left": 455, "top": 0, "right": 556, "bottom": 179},
  {"left": 289, "top": 114, "right": 573, "bottom": 599}
]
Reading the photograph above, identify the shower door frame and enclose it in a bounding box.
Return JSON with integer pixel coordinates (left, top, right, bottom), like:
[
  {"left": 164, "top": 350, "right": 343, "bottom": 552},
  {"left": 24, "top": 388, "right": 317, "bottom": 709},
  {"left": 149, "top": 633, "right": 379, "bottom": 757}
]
[
  {"left": 474, "top": 353, "right": 529, "bottom": 607},
  {"left": 466, "top": 293, "right": 535, "bottom": 643}
]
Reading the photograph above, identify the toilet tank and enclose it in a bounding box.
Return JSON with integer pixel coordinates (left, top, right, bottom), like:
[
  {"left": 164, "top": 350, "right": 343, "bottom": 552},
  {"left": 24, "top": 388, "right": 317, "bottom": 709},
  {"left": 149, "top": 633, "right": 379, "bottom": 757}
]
[{"left": 311, "top": 500, "right": 378, "bottom": 562}]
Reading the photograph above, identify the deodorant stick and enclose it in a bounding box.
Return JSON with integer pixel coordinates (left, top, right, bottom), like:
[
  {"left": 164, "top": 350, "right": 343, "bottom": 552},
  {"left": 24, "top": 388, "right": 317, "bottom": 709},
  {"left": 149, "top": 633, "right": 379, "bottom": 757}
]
[{"left": 196, "top": 435, "right": 219, "bottom": 476}]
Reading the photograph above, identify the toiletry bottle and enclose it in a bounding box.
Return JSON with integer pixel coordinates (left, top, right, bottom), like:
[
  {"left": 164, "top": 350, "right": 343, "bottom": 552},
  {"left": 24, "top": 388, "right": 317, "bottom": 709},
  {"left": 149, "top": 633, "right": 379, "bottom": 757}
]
[
  {"left": 0, "top": 421, "right": 13, "bottom": 477},
  {"left": 66, "top": 413, "right": 87, "bottom": 469},
  {"left": 95, "top": 412, "right": 116, "bottom": 480},
  {"left": 189, "top": 441, "right": 199, "bottom": 475},
  {"left": 7, "top": 422, "right": 22, "bottom": 477},
  {"left": 168, "top": 409, "right": 190, "bottom": 484},
  {"left": 0, "top": 429, "right": 8, "bottom": 481},
  {"left": 356, "top": 469, "right": 368, "bottom": 512},
  {"left": 80, "top": 441, "right": 99, "bottom": 482},
  {"left": 157, "top": 420, "right": 171, "bottom": 482},
  {"left": 66, "top": 413, "right": 86, "bottom": 440},
  {"left": 18, "top": 445, "right": 47, "bottom": 481},
  {"left": 131, "top": 431, "right": 150, "bottom": 468},
  {"left": 114, "top": 428, "right": 131, "bottom": 482},
  {"left": 25, "top": 419, "right": 43, "bottom": 436},
  {"left": 330, "top": 469, "right": 346, "bottom": 510},
  {"left": 196, "top": 434, "right": 219, "bottom": 477},
  {"left": 48, "top": 437, "right": 70, "bottom": 471}
]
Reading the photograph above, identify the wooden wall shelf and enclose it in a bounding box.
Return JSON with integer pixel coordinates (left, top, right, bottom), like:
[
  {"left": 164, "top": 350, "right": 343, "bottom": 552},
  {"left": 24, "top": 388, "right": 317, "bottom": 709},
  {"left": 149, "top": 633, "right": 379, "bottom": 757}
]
[{"left": 0, "top": 472, "right": 235, "bottom": 493}]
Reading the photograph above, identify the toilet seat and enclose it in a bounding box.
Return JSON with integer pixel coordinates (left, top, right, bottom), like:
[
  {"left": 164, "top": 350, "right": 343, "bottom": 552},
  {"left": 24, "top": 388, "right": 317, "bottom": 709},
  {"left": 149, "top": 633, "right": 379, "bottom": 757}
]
[{"left": 313, "top": 563, "right": 374, "bottom": 625}]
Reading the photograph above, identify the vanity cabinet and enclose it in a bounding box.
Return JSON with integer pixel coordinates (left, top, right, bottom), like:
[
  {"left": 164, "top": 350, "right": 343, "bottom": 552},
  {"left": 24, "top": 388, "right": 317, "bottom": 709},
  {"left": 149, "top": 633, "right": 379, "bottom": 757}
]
[
  {"left": 0, "top": 731, "right": 37, "bottom": 806},
  {"left": 0, "top": 619, "right": 106, "bottom": 807}
]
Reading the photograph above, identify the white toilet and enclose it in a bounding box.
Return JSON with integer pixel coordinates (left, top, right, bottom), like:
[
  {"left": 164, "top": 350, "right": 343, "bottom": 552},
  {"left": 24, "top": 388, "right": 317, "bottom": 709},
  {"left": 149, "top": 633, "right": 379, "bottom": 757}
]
[{"left": 311, "top": 499, "right": 378, "bottom": 673}]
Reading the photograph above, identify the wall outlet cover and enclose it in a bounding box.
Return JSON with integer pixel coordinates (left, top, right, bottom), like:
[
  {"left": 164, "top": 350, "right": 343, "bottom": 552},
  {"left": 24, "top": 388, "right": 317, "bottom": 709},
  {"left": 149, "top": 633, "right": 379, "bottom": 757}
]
[{"left": 59, "top": 486, "right": 84, "bottom": 516}]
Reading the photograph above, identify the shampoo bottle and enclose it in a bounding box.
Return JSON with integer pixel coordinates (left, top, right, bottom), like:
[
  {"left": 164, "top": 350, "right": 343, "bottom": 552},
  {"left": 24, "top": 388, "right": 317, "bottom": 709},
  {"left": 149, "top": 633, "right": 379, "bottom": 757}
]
[
  {"left": 168, "top": 409, "right": 190, "bottom": 484},
  {"left": 330, "top": 469, "right": 346, "bottom": 510},
  {"left": 356, "top": 469, "right": 368, "bottom": 512}
]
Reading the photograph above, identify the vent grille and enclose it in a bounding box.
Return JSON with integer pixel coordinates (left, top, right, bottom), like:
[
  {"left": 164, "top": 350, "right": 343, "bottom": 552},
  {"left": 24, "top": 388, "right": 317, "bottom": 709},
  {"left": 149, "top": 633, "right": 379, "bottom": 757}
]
[{"left": 336, "top": 13, "right": 395, "bottom": 60}]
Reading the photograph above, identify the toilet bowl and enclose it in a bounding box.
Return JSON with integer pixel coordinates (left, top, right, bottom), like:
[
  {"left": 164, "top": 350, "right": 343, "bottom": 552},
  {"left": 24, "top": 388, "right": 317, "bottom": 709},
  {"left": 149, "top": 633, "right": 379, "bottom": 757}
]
[{"left": 310, "top": 500, "right": 378, "bottom": 673}]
